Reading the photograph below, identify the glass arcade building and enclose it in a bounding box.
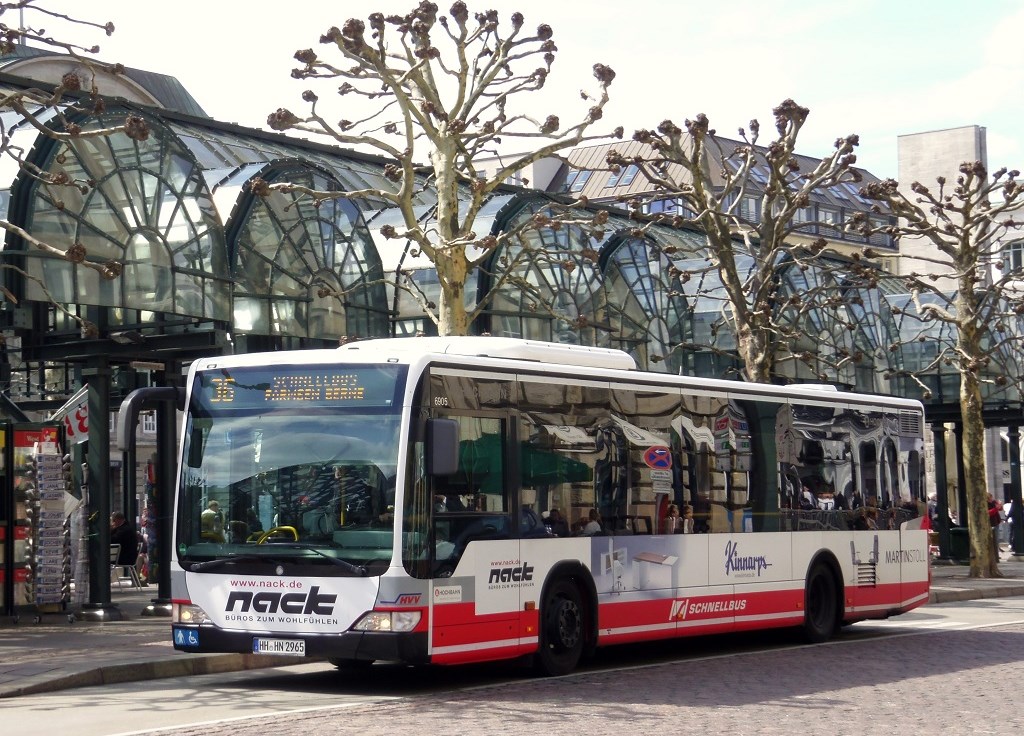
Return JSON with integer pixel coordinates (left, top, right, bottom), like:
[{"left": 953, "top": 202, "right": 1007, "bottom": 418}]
[{"left": 0, "top": 52, "right": 1020, "bottom": 614}]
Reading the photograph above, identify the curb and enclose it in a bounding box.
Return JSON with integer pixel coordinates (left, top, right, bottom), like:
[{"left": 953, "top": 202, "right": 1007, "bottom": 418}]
[
  {"left": 0, "top": 653, "right": 308, "bottom": 699},
  {"left": 929, "top": 583, "right": 1024, "bottom": 604}
]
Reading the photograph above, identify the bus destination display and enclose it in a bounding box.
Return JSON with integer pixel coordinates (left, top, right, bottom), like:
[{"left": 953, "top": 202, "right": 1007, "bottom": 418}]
[{"left": 195, "top": 365, "right": 404, "bottom": 410}]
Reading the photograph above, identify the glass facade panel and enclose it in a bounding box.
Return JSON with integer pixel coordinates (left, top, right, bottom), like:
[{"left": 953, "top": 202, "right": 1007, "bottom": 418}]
[
  {"left": 776, "top": 262, "right": 856, "bottom": 385},
  {"left": 23, "top": 109, "right": 229, "bottom": 321},
  {"left": 231, "top": 164, "right": 387, "bottom": 342},
  {"left": 481, "top": 199, "right": 607, "bottom": 346},
  {"left": 606, "top": 237, "right": 684, "bottom": 372}
]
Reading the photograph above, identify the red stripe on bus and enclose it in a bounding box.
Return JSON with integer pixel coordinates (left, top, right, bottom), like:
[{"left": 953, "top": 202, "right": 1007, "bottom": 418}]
[{"left": 426, "top": 579, "right": 930, "bottom": 664}]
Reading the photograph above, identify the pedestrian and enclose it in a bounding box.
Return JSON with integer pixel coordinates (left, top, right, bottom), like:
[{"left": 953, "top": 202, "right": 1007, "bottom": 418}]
[
  {"left": 1005, "top": 498, "right": 1015, "bottom": 548},
  {"left": 988, "top": 493, "right": 1005, "bottom": 551},
  {"left": 109, "top": 511, "right": 139, "bottom": 567},
  {"left": 661, "top": 503, "right": 683, "bottom": 534},
  {"left": 135, "top": 530, "right": 149, "bottom": 581}
]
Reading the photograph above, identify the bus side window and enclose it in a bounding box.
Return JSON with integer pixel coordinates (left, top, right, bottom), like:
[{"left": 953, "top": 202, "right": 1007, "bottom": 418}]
[{"left": 428, "top": 415, "right": 514, "bottom": 574}]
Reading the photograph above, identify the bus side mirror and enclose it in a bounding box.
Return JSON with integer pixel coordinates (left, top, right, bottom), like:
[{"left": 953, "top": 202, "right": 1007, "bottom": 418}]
[{"left": 426, "top": 418, "right": 459, "bottom": 476}]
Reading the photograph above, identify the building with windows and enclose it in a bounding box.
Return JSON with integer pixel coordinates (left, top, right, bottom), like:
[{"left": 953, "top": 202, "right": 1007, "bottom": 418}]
[{"left": 554, "top": 138, "right": 897, "bottom": 265}]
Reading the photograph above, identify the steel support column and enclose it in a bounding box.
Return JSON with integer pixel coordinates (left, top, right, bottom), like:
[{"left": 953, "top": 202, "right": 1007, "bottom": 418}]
[
  {"left": 954, "top": 423, "right": 967, "bottom": 525},
  {"left": 79, "top": 361, "right": 123, "bottom": 621},
  {"left": 933, "top": 423, "right": 951, "bottom": 559},
  {"left": 1009, "top": 425, "right": 1024, "bottom": 557}
]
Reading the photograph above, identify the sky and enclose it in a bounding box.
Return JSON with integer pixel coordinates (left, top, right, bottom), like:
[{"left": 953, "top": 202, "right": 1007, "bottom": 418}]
[{"left": 29, "top": 0, "right": 1024, "bottom": 180}]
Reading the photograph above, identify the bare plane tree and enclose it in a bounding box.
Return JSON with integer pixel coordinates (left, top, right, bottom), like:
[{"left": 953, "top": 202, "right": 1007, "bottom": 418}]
[
  {"left": 615, "top": 100, "right": 866, "bottom": 385},
  {"left": 263, "top": 1, "right": 620, "bottom": 336},
  {"left": 855, "top": 163, "right": 1024, "bottom": 577}
]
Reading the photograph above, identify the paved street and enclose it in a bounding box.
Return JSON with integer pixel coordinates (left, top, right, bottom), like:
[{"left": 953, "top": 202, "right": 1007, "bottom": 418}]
[
  {"left": 4, "top": 597, "right": 1023, "bottom": 736},
  {"left": 151, "top": 614, "right": 1024, "bottom": 736},
  {"left": 2, "top": 557, "right": 1024, "bottom": 701},
  {"left": 1, "top": 558, "right": 1023, "bottom": 736}
]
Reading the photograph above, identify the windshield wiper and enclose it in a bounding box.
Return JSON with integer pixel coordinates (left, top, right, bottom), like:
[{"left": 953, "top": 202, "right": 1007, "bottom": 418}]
[
  {"left": 260, "top": 541, "right": 370, "bottom": 576},
  {"left": 187, "top": 554, "right": 285, "bottom": 572}
]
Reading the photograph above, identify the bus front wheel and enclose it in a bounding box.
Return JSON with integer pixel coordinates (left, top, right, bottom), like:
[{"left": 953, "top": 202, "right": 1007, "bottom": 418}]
[
  {"left": 536, "top": 579, "right": 585, "bottom": 676},
  {"left": 803, "top": 562, "right": 839, "bottom": 643}
]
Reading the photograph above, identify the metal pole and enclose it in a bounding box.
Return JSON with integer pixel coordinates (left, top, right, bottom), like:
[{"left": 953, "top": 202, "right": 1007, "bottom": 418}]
[
  {"left": 79, "top": 361, "right": 123, "bottom": 621},
  {"left": 954, "top": 423, "right": 967, "bottom": 526},
  {"left": 1009, "top": 425, "right": 1024, "bottom": 557},
  {"left": 933, "top": 424, "right": 951, "bottom": 559},
  {"left": 142, "top": 364, "right": 178, "bottom": 617}
]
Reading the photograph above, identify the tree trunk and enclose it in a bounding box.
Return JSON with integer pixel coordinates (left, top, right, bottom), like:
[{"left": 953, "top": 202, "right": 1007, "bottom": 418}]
[
  {"left": 431, "top": 137, "right": 470, "bottom": 337},
  {"left": 735, "top": 320, "right": 773, "bottom": 385},
  {"left": 435, "top": 267, "right": 469, "bottom": 336},
  {"left": 958, "top": 319, "right": 1001, "bottom": 577}
]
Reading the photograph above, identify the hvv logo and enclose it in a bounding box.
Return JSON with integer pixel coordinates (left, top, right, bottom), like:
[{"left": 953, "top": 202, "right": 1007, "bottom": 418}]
[
  {"left": 724, "top": 541, "right": 771, "bottom": 577},
  {"left": 381, "top": 593, "right": 423, "bottom": 606}
]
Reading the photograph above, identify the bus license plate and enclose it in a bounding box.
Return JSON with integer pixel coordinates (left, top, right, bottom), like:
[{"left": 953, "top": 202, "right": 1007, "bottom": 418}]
[{"left": 253, "top": 638, "right": 305, "bottom": 656}]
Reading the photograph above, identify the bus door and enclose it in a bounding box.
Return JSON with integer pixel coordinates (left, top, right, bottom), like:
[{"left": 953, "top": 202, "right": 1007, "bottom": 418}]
[{"left": 428, "top": 412, "right": 520, "bottom": 663}]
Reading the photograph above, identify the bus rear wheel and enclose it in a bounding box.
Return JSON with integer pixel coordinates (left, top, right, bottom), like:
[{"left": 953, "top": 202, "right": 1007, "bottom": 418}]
[
  {"left": 803, "top": 562, "right": 839, "bottom": 643},
  {"left": 536, "top": 579, "right": 585, "bottom": 676}
]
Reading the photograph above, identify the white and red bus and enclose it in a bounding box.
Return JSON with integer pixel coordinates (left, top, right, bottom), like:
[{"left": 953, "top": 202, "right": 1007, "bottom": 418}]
[{"left": 168, "top": 337, "right": 930, "bottom": 675}]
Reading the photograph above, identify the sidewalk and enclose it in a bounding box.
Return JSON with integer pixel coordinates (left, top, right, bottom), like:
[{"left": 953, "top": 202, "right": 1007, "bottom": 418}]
[
  {"left": 0, "top": 584, "right": 305, "bottom": 699},
  {"left": 2, "top": 556, "right": 1024, "bottom": 700}
]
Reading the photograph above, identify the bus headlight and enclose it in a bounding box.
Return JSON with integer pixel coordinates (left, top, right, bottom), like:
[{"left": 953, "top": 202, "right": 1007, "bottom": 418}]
[
  {"left": 174, "top": 603, "right": 213, "bottom": 625},
  {"left": 352, "top": 610, "right": 421, "bottom": 632}
]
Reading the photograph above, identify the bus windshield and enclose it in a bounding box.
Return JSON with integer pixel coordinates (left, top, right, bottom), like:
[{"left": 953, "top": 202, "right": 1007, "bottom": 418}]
[{"left": 176, "top": 363, "right": 406, "bottom": 575}]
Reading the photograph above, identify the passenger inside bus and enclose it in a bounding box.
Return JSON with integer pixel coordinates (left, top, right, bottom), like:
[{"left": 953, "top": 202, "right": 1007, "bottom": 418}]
[
  {"left": 227, "top": 520, "right": 249, "bottom": 544},
  {"left": 574, "top": 509, "right": 603, "bottom": 536},
  {"left": 545, "top": 508, "right": 570, "bottom": 537},
  {"left": 520, "top": 504, "right": 547, "bottom": 537},
  {"left": 200, "top": 500, "right": 225, "bottom": 542}
]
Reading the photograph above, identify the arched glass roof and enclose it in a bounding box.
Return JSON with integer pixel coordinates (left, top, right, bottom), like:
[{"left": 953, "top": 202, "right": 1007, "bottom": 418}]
[
  {"left": 5, "top": 103, "right": 422, "bottom": 349},
  {"left": 774, "top": 260, "right": 857, "bottom": 386},
  {"left": 364, "top": 199, "right": 484, "bottom": 337},
  {"left": 887, "top": 292, "right": 960, "bottom": 403},
  {"left": 17, "top": 107, "right": 230, "bottom": 322},
  {"left": 668, "top": 253, "right": 747, "bottom": 377},
  {"left": 231, "top": 162, "right": 388, "bottom": 343},
  {"left": 168, "top": 121, "right": 406, "bottom": 211},
  {"left": 885, "top": 291, "right": 1024, "bottom": 407},
  {"left": 602, "top": 220, "right": 699, "bottom": 373},
  {"left": 836, "top": 266, "right": 906, "bottom": 394},
  {"left": 480, "top": 196, "right": 608, "bottom": 346}
]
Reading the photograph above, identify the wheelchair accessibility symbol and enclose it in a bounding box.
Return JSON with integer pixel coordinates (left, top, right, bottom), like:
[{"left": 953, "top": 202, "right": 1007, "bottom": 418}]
[
  {"left": 643, "top": 446, "right": 672, "bottom": 469},
  {"left": 173, "top": 627, "right": 199, "bottom": 647}
]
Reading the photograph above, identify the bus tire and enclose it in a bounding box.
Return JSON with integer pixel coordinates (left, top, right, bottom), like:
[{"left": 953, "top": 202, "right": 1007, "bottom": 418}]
[
  {"left": 536, "top": 578, "right": 585, "bottom": 676},
  {"left": 803, "top": 561, "right": 839, "bottom": 643}
]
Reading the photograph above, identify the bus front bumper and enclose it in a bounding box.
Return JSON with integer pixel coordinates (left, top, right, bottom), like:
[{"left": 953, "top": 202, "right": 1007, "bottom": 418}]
[{"left": 172, "top": 625, "right": 429, "bottom": 663}]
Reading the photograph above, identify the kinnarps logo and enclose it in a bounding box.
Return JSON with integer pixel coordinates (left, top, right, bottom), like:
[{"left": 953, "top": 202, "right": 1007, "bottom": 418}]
[{"left": 724, "top": 541, "right": 771, "bottom": 578}]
